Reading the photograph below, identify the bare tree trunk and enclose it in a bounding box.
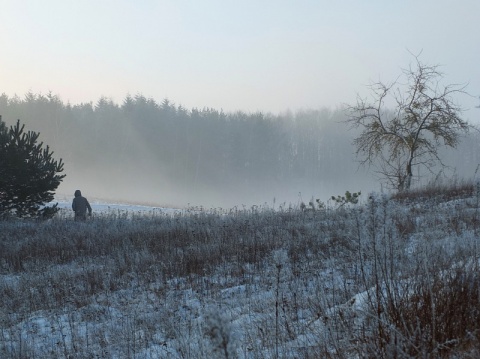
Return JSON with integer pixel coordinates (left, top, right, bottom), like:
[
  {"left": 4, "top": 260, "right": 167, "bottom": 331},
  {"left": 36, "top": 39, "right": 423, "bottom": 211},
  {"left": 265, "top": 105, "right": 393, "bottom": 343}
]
[{"left": 405, "top": 154, "right": 414, "bottom": 190}]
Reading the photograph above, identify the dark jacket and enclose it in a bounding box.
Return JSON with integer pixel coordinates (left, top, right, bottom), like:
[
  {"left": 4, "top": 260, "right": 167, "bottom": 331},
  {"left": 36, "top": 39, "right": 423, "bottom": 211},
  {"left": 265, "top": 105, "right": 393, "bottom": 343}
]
[{"left": 72, "top": 190, "right": 92, "bottom": 220}]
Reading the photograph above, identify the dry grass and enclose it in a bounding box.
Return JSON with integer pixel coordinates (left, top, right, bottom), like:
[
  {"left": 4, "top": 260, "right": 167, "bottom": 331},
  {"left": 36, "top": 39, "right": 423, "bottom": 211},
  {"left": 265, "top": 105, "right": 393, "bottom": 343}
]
[
  {"left": 1, "top": 180, "right": 480, "bottom": 358},
  {"left": 391, "top": 178, "right": 476, "bottom": 203}
]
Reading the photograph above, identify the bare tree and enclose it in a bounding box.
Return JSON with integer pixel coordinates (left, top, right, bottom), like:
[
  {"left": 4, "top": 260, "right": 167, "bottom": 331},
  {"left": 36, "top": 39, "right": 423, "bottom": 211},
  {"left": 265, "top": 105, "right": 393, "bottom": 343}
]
[{"left": 346, "top": 55, "right": 471, "bottom": 191}]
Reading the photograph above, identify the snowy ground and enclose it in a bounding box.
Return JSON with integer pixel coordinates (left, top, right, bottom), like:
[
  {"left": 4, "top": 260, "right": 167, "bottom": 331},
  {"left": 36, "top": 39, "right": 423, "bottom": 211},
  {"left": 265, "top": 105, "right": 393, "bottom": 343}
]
[
  {"left": 53, "top": 199, "right": 184, "bottom": 217},
  {"left": 2, "top": 186, "right": 480, "bottom": 358}
]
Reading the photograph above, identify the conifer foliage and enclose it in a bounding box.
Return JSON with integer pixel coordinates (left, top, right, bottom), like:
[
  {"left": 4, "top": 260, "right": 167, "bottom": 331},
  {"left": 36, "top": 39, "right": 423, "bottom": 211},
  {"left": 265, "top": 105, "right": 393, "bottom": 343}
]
[{"left": 0, "top": 116, "right": 65, "bottom": 218}]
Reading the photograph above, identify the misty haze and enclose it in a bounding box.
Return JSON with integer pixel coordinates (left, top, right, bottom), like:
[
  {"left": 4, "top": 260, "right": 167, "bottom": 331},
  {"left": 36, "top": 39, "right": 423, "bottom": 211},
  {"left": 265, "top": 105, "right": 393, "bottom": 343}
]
[
  {"left": 1, "top": 93, "right": 479, "bottom": 209},
  {"left": 3, "top": 1, "right": 480, "bottom": 357}
]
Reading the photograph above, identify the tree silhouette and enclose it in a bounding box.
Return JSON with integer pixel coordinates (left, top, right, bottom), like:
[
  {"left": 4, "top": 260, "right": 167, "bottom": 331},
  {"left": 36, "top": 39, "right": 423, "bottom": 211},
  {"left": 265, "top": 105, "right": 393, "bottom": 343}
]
[
  {"left": 0, "top": 117, "right": 65, "bottom": 218},
  {"left": 346, "top": 55, "right": 471, "bottom": 191}
]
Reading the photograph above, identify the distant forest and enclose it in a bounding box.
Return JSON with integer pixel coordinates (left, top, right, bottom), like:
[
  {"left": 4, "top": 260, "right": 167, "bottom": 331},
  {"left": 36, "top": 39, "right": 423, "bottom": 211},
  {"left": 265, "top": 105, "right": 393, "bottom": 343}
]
[{"left": 1, "top": 92, "right": 479, "bottom": 207}]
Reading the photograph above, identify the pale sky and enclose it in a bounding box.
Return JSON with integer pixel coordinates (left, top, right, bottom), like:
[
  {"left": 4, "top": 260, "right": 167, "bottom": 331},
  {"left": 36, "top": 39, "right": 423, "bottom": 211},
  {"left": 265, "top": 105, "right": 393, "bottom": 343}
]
[{"left": 1, "top": 0, "right": 479, "bottom": 119}]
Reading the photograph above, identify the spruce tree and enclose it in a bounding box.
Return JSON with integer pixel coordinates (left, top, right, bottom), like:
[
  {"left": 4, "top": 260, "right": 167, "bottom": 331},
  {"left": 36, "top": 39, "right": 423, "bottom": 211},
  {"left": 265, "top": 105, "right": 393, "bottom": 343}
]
[{"left": 0, "top": 116, "right": 65, "bottom": 218}]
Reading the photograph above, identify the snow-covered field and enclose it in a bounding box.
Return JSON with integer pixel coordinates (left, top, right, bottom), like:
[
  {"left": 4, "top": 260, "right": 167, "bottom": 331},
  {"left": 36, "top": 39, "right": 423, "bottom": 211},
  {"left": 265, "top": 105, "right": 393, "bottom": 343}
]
[
  {"left": 1, "top": 184, "right": 480, "bottom": 358},
  {"left": 54, "top": 199, "right": 183, "bottom": 217}
]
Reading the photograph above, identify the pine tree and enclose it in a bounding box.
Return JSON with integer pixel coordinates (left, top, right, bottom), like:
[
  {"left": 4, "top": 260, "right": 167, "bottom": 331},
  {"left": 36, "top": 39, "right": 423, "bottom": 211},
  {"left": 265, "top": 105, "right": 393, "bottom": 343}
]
[{"left": 0, "top": 116, "right": 66, "bottom": 218}]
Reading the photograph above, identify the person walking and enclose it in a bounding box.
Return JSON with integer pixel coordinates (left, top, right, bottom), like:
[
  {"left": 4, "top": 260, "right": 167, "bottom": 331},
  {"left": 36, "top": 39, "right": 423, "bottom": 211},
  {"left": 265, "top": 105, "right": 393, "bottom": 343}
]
[{"left": 72, "top": 189, "right": 92, "bottom": 221}]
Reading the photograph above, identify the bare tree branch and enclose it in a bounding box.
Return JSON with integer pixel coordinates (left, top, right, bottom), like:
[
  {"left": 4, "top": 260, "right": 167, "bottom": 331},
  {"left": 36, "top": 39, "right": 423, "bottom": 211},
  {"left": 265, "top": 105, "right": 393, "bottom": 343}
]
[{"left": 345, "top": 54, "right": 472, "bottom": 191}]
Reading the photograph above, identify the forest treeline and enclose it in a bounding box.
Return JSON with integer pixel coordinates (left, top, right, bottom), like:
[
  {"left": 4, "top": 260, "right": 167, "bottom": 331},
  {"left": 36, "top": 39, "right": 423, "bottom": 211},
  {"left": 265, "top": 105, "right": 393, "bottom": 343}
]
[{"left": 1, "top": 92, "right": 479, "bottom": 207}]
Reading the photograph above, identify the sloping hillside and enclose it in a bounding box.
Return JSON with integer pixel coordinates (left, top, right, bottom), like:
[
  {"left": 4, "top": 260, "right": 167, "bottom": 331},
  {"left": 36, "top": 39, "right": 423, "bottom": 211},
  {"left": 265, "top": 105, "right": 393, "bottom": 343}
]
[{"left": 1, "top": 181, "right": 479, "bottom": 358}]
